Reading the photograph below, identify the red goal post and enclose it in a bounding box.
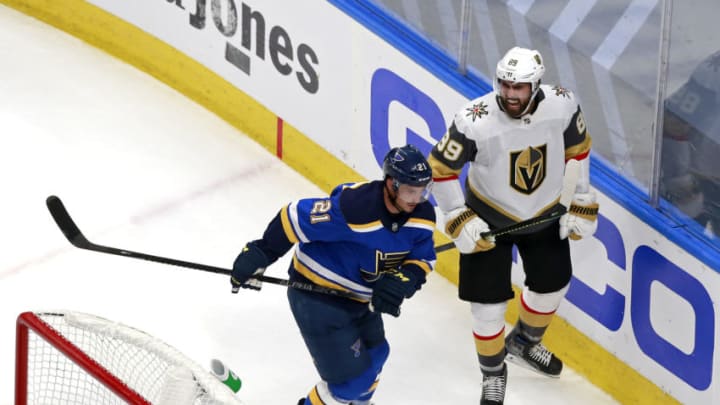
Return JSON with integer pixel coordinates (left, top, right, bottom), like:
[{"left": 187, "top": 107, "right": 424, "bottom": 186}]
[{"left": 15, "top": 311, "right": 244, "bottom": 405}]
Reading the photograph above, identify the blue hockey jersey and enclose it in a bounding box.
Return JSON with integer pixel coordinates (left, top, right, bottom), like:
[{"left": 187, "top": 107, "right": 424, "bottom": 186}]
[{"left": 256, "top": 181, "right": 436, "bottom": 302}]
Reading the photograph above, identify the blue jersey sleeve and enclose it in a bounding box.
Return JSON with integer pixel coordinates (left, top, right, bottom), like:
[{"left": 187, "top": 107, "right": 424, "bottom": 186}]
[
  {"left": 253, "top": 210, "right": 294, "bottom": 263},
  {"left": 277, "top": 188, "right": 353, "bottom": 245}
]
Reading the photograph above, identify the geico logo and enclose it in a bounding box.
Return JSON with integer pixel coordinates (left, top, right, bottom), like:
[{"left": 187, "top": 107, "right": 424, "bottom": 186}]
[
  {"left": 177, "top": 0, "right": 319, "bottom": 93},
  {"left": 566, "top": 215, "right": 713, "bottom": 391},
  {"left": 369, "top": 68, "right": 446, "bottom": 168},
  {"left": 369, "top": 67, "right": 715, "bottom": 392}
]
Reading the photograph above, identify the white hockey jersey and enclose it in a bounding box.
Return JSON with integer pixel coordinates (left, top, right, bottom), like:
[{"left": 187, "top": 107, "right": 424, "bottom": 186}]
[{"left": 429, "top": 84, "right": 591, "bottom": 229}]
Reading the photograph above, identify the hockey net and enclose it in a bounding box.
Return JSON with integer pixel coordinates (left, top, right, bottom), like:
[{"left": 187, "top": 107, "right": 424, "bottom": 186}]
[{"left": 15, "top": 311, "right": 243, "bottom": 405}]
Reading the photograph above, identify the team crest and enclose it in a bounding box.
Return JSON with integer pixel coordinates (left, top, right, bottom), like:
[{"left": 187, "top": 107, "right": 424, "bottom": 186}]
[
  {"left": 391, "top": 149, "right": 405, "bottom": 162},
  {"left": 465, "top": 102, "right": 488, "bottom": 122},
  {"left": 552, "top": 85, "right": 570, "bottom": 98},
  {"left": 509, "top": 145, "right": 547, "bottom": 194},
  {"left": 360, "top": 250, "right": 409, "bottom": 281}
]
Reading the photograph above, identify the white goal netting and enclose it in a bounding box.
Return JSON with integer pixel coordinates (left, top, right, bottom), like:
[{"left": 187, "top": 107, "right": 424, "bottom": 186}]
[{"left": 16, "top": 311, "right": 243, "bottom": 405}]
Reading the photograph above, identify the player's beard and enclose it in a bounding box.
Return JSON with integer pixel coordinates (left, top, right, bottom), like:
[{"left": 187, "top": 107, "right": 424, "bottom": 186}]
[{"left": 499, "top": 95, "right": 530, "bottom": 118}]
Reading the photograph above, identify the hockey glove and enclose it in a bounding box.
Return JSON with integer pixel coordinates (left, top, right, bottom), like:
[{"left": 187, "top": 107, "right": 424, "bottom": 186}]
[
  {"left": 559, "top": 192, "right": 600, "bottom": 240},
  {"left": 370, "top": 267, "right": 425, "bottom": 317},
  {"left": 394, "top": 265, "right": 427, "bottom": 298},
  {"left": 231, "top": 242, "right": 270, "bottom": 293},
  {"left": 444, "top": 208, "right": 495, "bottom": 254}
]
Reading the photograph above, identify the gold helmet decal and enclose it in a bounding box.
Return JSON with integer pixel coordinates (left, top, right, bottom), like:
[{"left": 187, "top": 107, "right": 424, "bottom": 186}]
[{"left": 509, "top": 145, "right": 547, "bottom": 194}]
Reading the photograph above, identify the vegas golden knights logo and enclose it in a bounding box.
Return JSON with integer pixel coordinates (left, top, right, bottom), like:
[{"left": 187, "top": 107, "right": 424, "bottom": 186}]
[{"left": 509, "top": 145, "right": 546, "bottom": 194}]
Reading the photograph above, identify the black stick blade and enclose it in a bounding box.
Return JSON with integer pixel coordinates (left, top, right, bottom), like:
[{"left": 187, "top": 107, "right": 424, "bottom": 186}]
[{"left": 46, "top": 195, "right": 89, "bottom": 247}]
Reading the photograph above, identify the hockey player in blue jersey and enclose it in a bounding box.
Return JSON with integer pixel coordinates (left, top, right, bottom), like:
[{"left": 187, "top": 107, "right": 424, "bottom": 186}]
[{"left": 230, "top": 144, "right": 436, "bottom": 405}]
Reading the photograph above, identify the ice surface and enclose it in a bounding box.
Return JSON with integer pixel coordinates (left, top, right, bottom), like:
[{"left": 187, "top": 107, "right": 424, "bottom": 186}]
[{"left": 0, "top": 5, "right": 617, "bottom": 404}]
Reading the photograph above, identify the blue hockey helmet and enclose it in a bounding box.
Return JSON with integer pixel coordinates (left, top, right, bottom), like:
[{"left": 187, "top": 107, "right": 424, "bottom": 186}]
[{"left": 382, "top": 144, "right": 432, "bottom": 187}]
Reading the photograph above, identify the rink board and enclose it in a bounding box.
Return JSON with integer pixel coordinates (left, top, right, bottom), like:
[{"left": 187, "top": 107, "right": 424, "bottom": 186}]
[{"left": 5, "top": 0, "right": 718, "bottom": 404}]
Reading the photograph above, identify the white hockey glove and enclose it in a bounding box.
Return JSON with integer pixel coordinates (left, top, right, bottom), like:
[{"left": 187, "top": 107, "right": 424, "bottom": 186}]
[
  {"left": 444, "top": 208, "right": 495, "bottom": 254},
  {"left": 559, "top": 192, "right": 600, "bottom": 240}
]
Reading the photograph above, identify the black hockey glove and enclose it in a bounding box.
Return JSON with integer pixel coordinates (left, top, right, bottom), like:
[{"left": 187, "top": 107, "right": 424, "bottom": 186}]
[
  {"left": 231, "top": 242, "right": 270, "bottom": 293},
  {"left": 398, "top": 265, "right": 427, "bottom": 298},
  {"left": 370, "top": 267, "right": 426, "bottom": 317}
]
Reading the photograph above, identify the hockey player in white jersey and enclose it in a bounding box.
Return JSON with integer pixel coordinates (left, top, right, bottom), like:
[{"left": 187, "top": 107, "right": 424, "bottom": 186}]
[{"left": 428, "top": 47, "right": 599, "bottom": 405}]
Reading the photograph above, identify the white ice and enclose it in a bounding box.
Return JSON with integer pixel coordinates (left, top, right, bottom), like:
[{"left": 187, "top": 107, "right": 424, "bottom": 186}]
[{"left": 0, "top": 5, "right": 617, "bottom": 404}]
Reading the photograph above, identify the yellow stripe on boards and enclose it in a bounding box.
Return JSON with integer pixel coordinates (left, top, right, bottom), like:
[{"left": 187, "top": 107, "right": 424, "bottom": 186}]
[{"left": 280, "top": 121, "right": 364, "bottom": 193}]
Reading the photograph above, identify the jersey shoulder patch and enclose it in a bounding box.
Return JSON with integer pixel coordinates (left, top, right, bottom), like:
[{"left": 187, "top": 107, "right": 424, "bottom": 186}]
[
  {"left": 463, "top": 100, "right": 491, "bottom": 122},
  {"left": 454, "top": 93, "right": 499, "bottom": 134},
  {"left": 548, "top": 84, "right": 574, "bottom": 99},
  {"left": 541, "top": 84, "right": 579, "bottom": 113},
  {"left": 534, "top": 85, "right": 581, "bottom": 130}
]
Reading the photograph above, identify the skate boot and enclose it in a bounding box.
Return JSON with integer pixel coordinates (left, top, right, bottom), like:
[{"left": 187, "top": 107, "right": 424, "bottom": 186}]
[
  {"left": 505, "top": 327, "right": 562, "bottom": 377},
  {"left": 480, "top": 363, "right": 507, "bottom": 405}
]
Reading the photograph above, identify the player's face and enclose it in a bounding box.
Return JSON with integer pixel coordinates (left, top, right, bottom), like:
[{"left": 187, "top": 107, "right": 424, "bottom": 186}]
[
  {"left": 396, "top": 182, "right": 433, "bottom": 206},
  {"left": 498, "top": 80, "right": 532, "bottom": 118},
  {"left": 385, "top": 179, "right": 433, "bottom": 213}
]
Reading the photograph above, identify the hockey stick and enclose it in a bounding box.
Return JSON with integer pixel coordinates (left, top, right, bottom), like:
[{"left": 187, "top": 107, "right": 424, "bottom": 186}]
[
  {"left": 46, "top": 195, "right": 365, "bottom": 300},
  {"left": 434, "top": 159, "right": 581, "bottom": 253}
]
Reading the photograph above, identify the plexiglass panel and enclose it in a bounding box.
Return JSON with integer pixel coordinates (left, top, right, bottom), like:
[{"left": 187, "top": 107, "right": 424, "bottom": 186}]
[
  {"left": 660, "top": 1, "right": 720, "bottom": 239},
  {"left": 368, "top": 0, "right": 465, "bottom": 62},
  {"left": 363, "top": 0, "right": 718, "bottom": 243}
]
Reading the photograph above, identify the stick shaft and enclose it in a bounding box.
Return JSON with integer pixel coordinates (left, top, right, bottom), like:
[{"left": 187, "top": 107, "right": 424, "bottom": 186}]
[
  {"left": 435, "top": 208, "right": 564, "bottom": 253},
  {"left": 435, "top": 159, "right": 581, "bottom": 253},
  {"left": 45, "top": 196, "right": 363, "bottom": 300}
]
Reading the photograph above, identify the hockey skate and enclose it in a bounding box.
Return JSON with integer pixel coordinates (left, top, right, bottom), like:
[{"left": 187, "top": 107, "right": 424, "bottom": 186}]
[
  {"left": 505, "top": 327, "right": 562, "bottom": 377},
  {"left": 480, "top": 364, "right": 507, "bottom": 405}
]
